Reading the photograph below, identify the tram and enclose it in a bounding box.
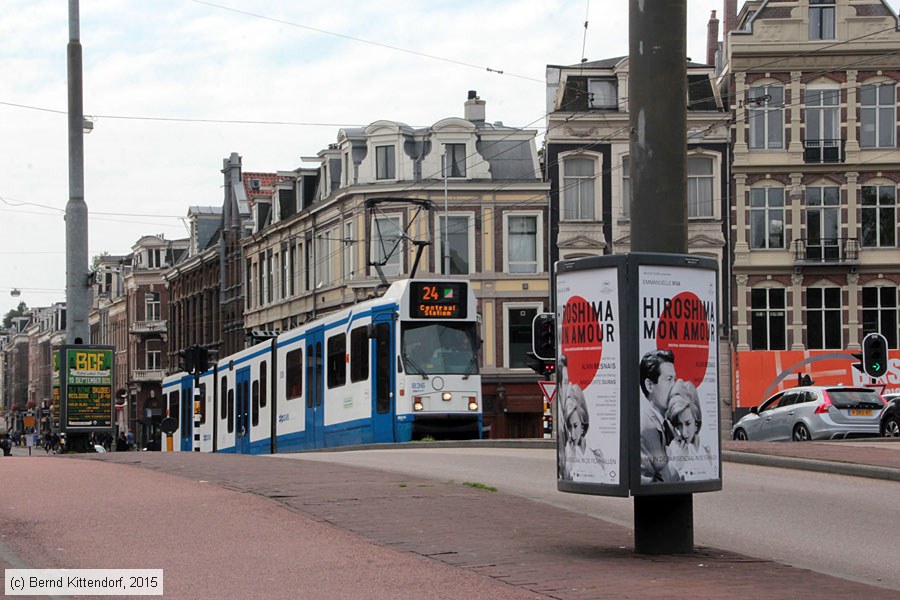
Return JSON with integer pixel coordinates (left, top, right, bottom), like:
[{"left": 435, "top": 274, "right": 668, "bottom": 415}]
[{"left": 161, "top": 279, "right": 482, "bottom": 453}]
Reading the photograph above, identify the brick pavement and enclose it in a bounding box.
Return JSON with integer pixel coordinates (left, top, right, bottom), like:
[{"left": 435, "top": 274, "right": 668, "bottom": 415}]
[{"left": 78, "top": 450, "right": 900, "bottom": 600}]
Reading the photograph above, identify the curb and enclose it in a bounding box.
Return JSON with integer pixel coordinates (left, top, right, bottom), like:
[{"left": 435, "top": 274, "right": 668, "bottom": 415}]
[{"left": 722, "top": 449, "right": 900, "bottom": 482}]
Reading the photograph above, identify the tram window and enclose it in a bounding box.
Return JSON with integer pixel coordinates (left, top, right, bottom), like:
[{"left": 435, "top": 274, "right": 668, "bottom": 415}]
[
  {"left": 220, "top": 376, "right": 228, "bottom": 420},
  {"left": 197, "top": 383, "right": 207, "bottom": 425},
  {"left": 285, "top": 349, "right": 303, "bottom": 400},
  {"left": 260, "top": 361, "right": 267, "bottom": 408},
  {"left": 169, "top": 391, "right": 179, "bottom": 423},
  {"left": 251, "top": 380, "right": 260, "bottom": 427},
  {"left": 350, "top": 326, "right": 369, "bottom": 382},
  {"left": 327, "top": 333, "right": 347, "bottom": 388},
  {"left": 227, "top": 388, "right": 234, "bottom": 433}
]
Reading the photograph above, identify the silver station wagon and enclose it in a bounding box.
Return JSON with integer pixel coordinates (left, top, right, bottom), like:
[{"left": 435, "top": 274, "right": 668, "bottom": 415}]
[{"left": 732, "top": 386, "right": 885, "bottom": 442}]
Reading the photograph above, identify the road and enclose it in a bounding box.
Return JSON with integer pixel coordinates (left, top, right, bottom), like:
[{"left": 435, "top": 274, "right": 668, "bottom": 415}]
[{"left": 280, "top": 446, "right": 900, "bottom": 591}]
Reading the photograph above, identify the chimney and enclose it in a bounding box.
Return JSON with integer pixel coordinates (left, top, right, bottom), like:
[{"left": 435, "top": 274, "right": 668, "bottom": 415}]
[
  {"left": 724, "top": 0, "right": 737, "bottom": 35},
  {"left": 707, "top": 10, "right": 719, "bottom": 66},
  {"left": 464, "top": 90, "right": 485, "bottom": 125}
]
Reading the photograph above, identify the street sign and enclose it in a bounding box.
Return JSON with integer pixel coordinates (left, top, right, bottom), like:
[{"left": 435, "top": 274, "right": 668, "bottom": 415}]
[{"left": 538, "top": 381, "right": 557, "bottom": 404}]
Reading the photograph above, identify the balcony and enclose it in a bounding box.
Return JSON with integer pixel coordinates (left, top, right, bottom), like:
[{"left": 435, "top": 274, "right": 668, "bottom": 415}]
[
  {"left": 791, "top": 237, "right": 859, "bottom": 264},
  {"left": 804, "top": 139, "right": 844, "bottom": 163},
  {"left": 131, "top": 369, "right": 165, "bottom": 383},
  {"left": 130, "top": 320, "right": 167, "bottom": 335}
]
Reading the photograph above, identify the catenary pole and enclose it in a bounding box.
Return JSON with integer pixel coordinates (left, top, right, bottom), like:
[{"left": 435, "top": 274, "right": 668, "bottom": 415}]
[
  {"left": 628, "top": 0, "right": 693, "bottom": 554},
  {"left": 67, "top": 0, "right": 91, "bottom": 345}
]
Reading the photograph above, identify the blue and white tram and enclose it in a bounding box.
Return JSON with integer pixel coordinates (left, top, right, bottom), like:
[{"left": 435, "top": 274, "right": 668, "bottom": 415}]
[{"left": 161, "top": 278, "right": 482, "bottom": 454}]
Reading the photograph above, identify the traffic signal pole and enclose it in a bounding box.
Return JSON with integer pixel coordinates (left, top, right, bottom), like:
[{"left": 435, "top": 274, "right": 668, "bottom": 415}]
[{"left": 629, "top": 0, "right": 694, "bottom": 554}]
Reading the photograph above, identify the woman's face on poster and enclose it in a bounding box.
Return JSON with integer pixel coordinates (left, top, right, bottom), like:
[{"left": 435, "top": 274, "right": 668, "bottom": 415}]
[{"left": 674, "top": 406, "right": 697, "bottom": 441}]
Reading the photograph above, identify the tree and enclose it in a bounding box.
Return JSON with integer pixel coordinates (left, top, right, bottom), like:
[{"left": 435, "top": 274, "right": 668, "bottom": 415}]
[{"left": 3, "top": 301, "right": 29, "bottom": 329}]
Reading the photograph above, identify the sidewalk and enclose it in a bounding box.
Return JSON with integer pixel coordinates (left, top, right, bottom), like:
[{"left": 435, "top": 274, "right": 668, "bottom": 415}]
[{"left": 71, "top": 443, "right": 900, "bottom": 600}]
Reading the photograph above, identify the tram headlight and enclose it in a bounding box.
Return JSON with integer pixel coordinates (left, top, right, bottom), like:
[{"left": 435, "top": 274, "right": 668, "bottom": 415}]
[
  {"left": 467, "top": 396, "right": 479, "bottom": 411},
  {"left": 413, "top": 397, "right": 424, "bottom": 411},
  {"left": 442, "top": 392, "right": 452, "bottom": 401}
]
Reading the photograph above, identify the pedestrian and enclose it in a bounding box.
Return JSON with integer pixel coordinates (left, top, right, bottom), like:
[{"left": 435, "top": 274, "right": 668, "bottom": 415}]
[
  {"left": 125, "top": 430, "right": 135, "bottom": 451},
  {"left": 116, "top": 432, "right": 127, "bottom": 452}
]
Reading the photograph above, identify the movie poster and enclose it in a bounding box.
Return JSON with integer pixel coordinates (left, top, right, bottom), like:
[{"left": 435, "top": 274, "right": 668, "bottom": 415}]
[
  {"left": 637, "top": 265, "right": 719, "bottom": 484},
  {"left": 556, "top": 267, "right": 621, "bottom": 485}
]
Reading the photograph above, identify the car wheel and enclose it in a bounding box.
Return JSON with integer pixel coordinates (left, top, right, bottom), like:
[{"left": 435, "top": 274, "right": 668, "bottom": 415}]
[
  {"left": 883, "top": 416, "right": 900, "bottom": 438},
  {"left": 733, "top": 428, "right": 748, "bottom": 441},
  {"left": 792, "top": 423, "right": 811, "bottom": 442}
]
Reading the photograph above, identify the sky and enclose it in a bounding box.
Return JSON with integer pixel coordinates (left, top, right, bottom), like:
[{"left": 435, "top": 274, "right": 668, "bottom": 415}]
[{"left": 1, "top": 0, "right": 897, "bottom": 320}]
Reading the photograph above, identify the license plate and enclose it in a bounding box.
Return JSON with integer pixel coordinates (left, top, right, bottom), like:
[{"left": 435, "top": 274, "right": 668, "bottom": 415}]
[{"left": 849, "top": 409, "right": 872, "bottom": 417}]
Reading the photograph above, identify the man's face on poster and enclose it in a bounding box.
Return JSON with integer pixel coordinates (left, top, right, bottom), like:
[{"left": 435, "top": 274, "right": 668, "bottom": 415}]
[{"left": 647, "top": 361, "right": 675, "bottom": 413}]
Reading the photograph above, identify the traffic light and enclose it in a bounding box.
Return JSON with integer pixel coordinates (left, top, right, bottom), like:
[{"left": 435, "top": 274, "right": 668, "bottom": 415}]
[
  {"left": 178, "top": 347, "right": 195, "bottom": 373},
  {"left": 178, "top": 345, "right": 210, "bottom": 375},
  {"left": 532, "top": 313, "right": 556, "bottom": 360},
  {"left": 862, "top": 332, "right": 889, "bottom": 378},
  {"left": 543, "top": 360, "right": 556, "bottom": 381},
  {"left": 525, "top": 351, "right": 545, "bottom": 375}
]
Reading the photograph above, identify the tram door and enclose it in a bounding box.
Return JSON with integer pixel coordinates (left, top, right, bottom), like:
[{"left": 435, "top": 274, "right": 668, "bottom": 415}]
[
  {"left": 235, "top": 367, "right": 251, "bottom": 453},
  {"left": 371, "top": 313, "right": 395, "bottom": 442},
  {"left": 180, "top": 377, "right": 193, "bottom": 451},
  {"left": 305, "top": 329, "right": 325, "bottom": 448}
]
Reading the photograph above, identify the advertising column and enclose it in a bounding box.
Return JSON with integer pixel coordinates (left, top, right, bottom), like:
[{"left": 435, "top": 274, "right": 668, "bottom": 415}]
[{"left": 61, "top": 345, "right": 115, "bottom": 434}]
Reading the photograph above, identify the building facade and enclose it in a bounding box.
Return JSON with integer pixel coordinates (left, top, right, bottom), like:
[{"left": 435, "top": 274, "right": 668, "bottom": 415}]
[
  {"left": 239, "top": 92, "right": 551, "bottom": 438},
  {"left": 721, "top": 0, "right": 900, "bottom": 414}
]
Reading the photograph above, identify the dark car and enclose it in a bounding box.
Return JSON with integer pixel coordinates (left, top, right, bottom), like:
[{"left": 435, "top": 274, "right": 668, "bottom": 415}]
[{"left": 880, "top": 393, "right": 900, "bottom": 437}]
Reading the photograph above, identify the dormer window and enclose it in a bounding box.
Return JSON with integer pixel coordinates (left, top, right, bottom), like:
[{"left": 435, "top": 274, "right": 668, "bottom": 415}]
[
  {"left": 376, "top": 145, "right": 395, "bottom": 180},
  {"left": 588, "top": 78, "right": 618, "bottom": 109},
  {"left": 147, "top": 248, "right": 162, "bottom": 269},
  {"left": 443, "top": 144, "right": 466, "bottom": 178},
  {"left": 809, "top": 0, "right": 835, "bottom": 40}
]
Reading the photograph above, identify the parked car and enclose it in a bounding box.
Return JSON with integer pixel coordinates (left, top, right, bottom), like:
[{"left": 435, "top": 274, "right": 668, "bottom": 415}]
[
  {"left": 732, "top": 386, "right": 885, "bottom": 442},
  {"left": 879, "top": 393, "right": 900, "bottom": 437}
]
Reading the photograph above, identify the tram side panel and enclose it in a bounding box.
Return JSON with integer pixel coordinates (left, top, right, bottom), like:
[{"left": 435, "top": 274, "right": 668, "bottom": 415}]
[
  {"left": 321, "top": 320, "right": 379, "bottom": 447},
  {"left": 274, "top": 334, "right": 308, "bottom": 452}
]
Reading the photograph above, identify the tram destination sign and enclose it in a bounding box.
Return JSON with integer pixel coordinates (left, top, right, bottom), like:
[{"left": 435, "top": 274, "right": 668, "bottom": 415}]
[
  {"left": 61, "top": 345, "right": 115, "bottom": 432},
  {"left": 409, "top": 281, "right": 468, "bottom": 319}
]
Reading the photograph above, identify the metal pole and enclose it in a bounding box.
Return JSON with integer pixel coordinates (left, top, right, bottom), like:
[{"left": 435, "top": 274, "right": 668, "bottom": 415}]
[
  {"left": 629, "top": 0, "right": 693, "bottom": 554},
  {"left": 443, "top": 152, "right": 450, "bottom": 275},
  {"left": 66, "top": 0, "right": 90, "bottom": 345}
]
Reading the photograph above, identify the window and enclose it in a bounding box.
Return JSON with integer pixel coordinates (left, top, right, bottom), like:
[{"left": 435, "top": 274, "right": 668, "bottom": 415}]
[
  {"left": 443, "top": 144, "right": 466, "bottom": 178},
  {"left": 266, "top": 249, "right": 274, "bottom": 303},
  {"left": 327, "top": 333, "right": 346, "bottom": 388},
  {"left": 316, "top": 231, "right": 332, "bottom": 285},
  {"left": 806, "top": 186, "right": 840, "bottom": 260},
  {"left": 687, "top": 156, "right": 714, "bottom": 218},
  {"left": 438, "top": 214, "right": 472, "bottom": 275},
  {"left": 168, "top": 391, "right": 179, "bottom": 425},
  {"left": 809, "top": 0, "right": 835, "bottom": 40},
  {"left": 245, "top": 258, "right": 253, "bottom": 310},
  {"left": 505, "top": 214, "right": 540, "bottom": 274},
  {"left": 285, "top": 348, "right": 303, "bottom": 400},
  {"left": 251, "top": 380, "right": 260, "bottom": 427},
  {"left": 807, "top": 287, "right": 841, "bottom": 349},
  {"left": 372, "top": 215, "right": 403, "bottom": 276},
  {"left": 144, "top": 292, "right": 160, "bottom": 321},
  {"left": 750, "top": 187, "right": 785, "bottom": 249},
  {"left": 861, "top": 185, "right": 896, "bottom": 247},
  {"left": 290, "top": 243, "right": 297, "bottom": 296},
  {"left": 259, "top": 361, "right": 267, "bottom": 408},
  {"left": 751, "top": 288, "right": 786, "bottom": 350},
  {"left": 749, "top": 85, "right": 784, "bottom": 150},
  {"left": 257, "top": 259, "right": 264, "bottom": 306},
  {"left": 350, "top": 326, "right": 369, "bottom": 383},
  {"left": 804, "top": 87, "right": 840, "bottom": 150},
  {"left": 197, "top": 382, "right": 206, "bottom": 425},
  {"left": 147, "top": 248, "right": 162, "bottom": 269},
  {"left": 281, "top": 245, "right": 289, "bottom": 299},
  {"left": 220, "top": 376, "right": 228, "bottom": 419},
  {"left": 562, "top": 157, "right": 595, "bottom": 221},
  {"left": 146, "top": 344, "right": 161, "bottom": 371},
  {"left": 588, "top": 78, "right": 617, "bottom": 109},
  {"left": 507, "top": 306, "right": 539, "bottom": 368},
  {"left": 860, "top": 83, "right": 895, "bottom": 149},
  {"left": 621, "top": 157, "right": 631, "bottom": 218},
  {"left": 343, "top": 221, "right": 355, "bottom": 280},
  {"left": 376, "top": 145, "right": 395, "bottom": 180},
  {"left": 863, "top": 286, "right": 898, "bottom": 348},
  {"left": 227, "top": 387, "right": 234, "bottom": 434}
]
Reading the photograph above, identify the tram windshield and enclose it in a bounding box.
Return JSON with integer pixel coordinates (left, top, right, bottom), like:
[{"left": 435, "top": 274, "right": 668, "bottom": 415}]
[{"left": 401, "top": 322, "right": 479, "bottom": 376}]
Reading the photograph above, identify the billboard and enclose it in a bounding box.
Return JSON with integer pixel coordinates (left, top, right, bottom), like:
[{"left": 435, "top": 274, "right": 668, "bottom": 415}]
[{"left": 61, "top": 345, "right": 115, "bottom": 432}]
